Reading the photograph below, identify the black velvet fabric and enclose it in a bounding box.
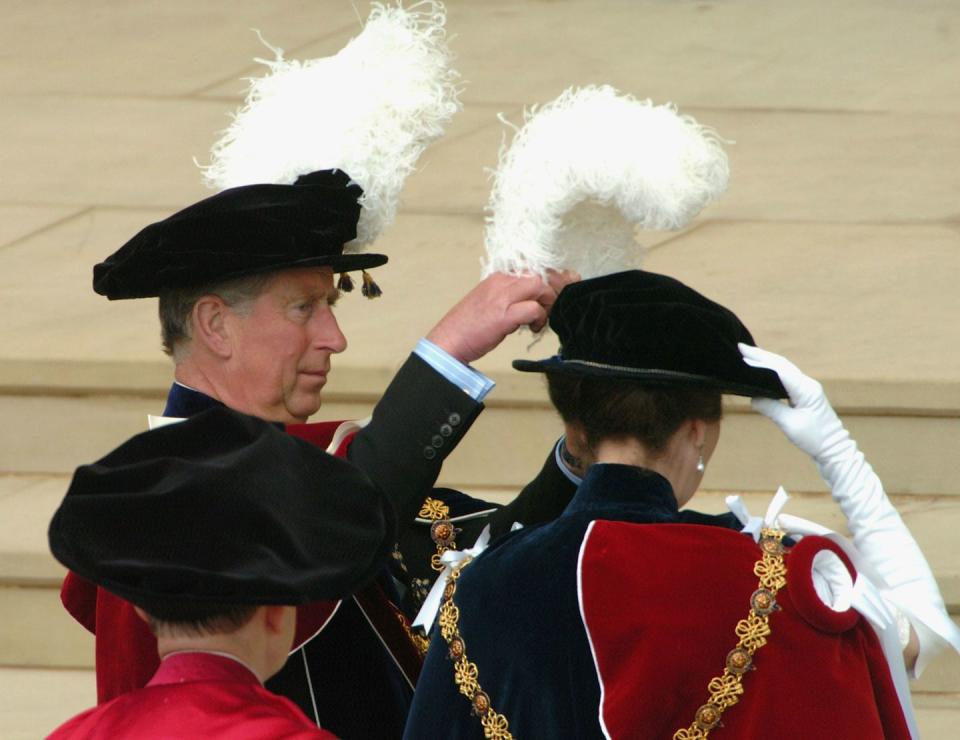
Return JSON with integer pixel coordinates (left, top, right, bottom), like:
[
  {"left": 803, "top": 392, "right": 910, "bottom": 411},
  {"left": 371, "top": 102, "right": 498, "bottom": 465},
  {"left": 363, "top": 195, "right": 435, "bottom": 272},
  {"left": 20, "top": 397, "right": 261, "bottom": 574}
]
[
  {"left": 93, "top": 169, "right": 387, "bottom": 299},
  {"left": 395, "top": 447, "right": 580, "bottom": 617},
  {"left": 513, "top": 270, "right": 787, "bottom": 398},
  {"left": 49, "top": 407, "right": 396, "bottom": 613}
]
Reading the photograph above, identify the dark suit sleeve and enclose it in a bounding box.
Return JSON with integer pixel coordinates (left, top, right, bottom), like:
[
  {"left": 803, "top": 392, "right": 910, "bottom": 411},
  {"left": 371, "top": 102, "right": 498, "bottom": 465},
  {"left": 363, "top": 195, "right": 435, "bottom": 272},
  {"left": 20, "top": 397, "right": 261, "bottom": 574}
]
[
  {"left": 347, "top": 353, "right": 483, "bottom": 529},
  {"left": 483, "top": 442, "right": 580, "bottom": 538}
]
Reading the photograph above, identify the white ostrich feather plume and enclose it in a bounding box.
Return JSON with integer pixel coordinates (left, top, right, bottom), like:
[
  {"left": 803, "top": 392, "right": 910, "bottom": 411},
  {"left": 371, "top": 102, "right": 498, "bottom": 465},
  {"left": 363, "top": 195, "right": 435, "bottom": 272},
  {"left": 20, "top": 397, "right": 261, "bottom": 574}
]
[
  {"left": 483, "top": 85, "right": 729, "bottom": 279},
  {"left": 202, "top": 1, "right": 460, "bottom": 248}
]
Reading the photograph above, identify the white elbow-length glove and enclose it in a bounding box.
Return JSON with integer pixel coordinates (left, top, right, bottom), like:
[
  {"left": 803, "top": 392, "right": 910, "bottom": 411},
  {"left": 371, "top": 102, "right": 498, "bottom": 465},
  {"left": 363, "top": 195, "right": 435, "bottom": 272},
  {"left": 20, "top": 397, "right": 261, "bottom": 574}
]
[{"left": 739, "top": 343, "right": 960, "bottom": 676}]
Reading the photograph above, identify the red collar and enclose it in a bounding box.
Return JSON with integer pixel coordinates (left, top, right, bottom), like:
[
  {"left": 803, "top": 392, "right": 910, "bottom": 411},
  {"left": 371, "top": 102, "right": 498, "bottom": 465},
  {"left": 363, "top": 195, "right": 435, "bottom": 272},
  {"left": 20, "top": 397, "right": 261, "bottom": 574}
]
[{"left": 149, "top": 652, "right": 260, "bottom": 687}]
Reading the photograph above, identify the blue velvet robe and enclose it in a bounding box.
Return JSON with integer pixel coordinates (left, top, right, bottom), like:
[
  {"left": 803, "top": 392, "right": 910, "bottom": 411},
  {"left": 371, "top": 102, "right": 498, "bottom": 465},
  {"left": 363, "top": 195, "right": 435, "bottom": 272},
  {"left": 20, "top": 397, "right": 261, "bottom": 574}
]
[{"left": 404, "top": 464, "right": 740, "bottom": 739}]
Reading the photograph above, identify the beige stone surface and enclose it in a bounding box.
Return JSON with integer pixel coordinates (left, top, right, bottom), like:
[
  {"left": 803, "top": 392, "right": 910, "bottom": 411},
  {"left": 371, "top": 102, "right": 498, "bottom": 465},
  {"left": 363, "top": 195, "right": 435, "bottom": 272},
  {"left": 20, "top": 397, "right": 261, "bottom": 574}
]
[
  {"left": 444, "top": 1, "right": 960, "bottom": 113},
  {"left": 704, "top": 110, "right": 960, "bottom": 223},
  {"left": 0, "top": 583, "right": 93, "bottom": 668},
  {"left": 915, "top": 694, "right": 960, "bottom": 740},
  {"left": 0, "top": 2, "right": 361, "bottom": 97},
  {"left": 0, "top": 205, "right": 87, "bottom": 248},
  {"left": 0, "top": 667, "right": 94, "bottom": 740},
  {"left": 0, "top": 474, "right": 70, "bottom": 582},
  {"left": 0, "top": 99, "right": 223, "bottom": 208}
]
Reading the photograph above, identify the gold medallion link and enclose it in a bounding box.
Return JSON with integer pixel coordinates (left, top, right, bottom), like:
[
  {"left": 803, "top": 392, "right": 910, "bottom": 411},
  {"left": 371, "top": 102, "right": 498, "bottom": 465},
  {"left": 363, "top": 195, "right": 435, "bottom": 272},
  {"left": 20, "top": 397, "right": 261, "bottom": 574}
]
[{"left": 420, "top": 496, "right": 457, "bottom": 572}]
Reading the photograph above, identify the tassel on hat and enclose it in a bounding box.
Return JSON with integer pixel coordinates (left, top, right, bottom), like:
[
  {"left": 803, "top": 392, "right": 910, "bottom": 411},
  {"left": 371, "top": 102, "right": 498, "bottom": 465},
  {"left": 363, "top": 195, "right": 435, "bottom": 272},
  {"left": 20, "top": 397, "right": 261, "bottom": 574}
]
[
  {"left": 361, "top": 270, "right": 382, "bottom": 299},
  {"left": 337, "top": 273, "right": 355, "bottom": 293}
]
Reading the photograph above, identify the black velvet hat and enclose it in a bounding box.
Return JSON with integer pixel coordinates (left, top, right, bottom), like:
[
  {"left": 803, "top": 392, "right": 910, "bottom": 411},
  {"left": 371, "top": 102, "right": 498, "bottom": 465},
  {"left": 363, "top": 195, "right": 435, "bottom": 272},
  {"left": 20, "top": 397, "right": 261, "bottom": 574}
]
[
  {"left": 93, "top": 169, "right": 387, "bottom": 299},
  {"left": 513, "top": 270, "right": 787, "bottom": 398},
  {"left": 48, "top": 407, "right": 396, "bottom": 611}
]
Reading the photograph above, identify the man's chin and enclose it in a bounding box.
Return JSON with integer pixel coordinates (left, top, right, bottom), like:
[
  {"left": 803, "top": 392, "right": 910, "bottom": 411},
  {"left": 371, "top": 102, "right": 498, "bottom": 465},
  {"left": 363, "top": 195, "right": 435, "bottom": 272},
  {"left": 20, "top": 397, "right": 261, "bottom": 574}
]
[{"left": 286, "top": 395, "right": 323, "bottom": 423}]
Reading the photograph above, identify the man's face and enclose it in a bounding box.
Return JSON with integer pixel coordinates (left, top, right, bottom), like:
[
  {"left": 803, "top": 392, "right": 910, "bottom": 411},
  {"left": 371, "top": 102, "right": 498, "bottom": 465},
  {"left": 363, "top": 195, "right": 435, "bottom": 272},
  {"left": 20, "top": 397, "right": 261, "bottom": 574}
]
[{"left": 224, "top": 267, "right": 347, "bottom": 423}]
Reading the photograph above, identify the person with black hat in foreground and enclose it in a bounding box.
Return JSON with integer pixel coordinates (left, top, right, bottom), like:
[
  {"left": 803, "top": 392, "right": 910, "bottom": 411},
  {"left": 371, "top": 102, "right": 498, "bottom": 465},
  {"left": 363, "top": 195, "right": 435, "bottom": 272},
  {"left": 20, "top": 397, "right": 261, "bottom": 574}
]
[
  {"left": 48, "top": 407, "right": 394, "bottom": 739},
  {"left": 58, "top": 169, "right": 574, "bottom": 736},
  {"left": 403, "top": 270, "right": 960, "bottom": 739}
]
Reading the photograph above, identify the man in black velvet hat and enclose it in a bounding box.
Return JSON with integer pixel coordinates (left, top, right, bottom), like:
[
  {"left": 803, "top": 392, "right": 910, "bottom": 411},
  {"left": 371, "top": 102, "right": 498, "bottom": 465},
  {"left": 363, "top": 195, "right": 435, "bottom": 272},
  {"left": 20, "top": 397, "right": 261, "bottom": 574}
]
[
  {"left": 48, "top": 407, "right": 393, "bottom": 739},
  {"left": 60, "top": 168, "right": 578, "bottom": 737}
]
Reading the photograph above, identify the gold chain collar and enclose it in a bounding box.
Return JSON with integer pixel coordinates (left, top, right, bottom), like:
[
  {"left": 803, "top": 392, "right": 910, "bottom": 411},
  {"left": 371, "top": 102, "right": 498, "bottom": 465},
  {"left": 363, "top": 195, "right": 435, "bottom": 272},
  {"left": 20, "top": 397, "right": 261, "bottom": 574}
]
[
  {"left": 436, "top": 524, "right": 787, "bottom": 740},
  {"left": 674, "top": 527, "right": 788, "bottom": 739},
  {"left": 438, "top": 555, "right": 513, "bottom": 739},
  {"left": 434, "top": 526, "right": 788, "bottom": 740}
]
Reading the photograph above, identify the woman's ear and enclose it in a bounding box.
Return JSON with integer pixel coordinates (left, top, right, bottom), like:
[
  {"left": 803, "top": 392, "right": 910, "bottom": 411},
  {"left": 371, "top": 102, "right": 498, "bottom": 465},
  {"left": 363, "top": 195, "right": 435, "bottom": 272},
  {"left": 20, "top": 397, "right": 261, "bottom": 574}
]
[
  {"left": 562, "top": 422, "right": 588, "bottom": 457},
  {"left": 561, "top": 421, "right": 590, "bottom": 474},
  {"left": 688, "top": 418, "right": 708, "bottom": 449}
]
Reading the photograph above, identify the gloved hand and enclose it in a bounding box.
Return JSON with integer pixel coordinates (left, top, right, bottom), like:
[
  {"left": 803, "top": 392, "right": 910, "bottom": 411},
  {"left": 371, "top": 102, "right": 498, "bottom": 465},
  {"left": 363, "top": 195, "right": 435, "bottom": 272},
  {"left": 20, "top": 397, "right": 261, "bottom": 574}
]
[{"left": 739, "top": 343, "right": 957, "bottom": 675}]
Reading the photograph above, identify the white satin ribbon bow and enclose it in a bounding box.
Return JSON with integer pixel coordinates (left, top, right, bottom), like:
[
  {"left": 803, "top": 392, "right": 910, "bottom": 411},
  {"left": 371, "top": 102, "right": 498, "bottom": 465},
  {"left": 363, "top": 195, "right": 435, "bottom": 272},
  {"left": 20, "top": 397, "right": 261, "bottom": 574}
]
[{"left": 412, "top": 525, "right": 493, "bottom": 633}]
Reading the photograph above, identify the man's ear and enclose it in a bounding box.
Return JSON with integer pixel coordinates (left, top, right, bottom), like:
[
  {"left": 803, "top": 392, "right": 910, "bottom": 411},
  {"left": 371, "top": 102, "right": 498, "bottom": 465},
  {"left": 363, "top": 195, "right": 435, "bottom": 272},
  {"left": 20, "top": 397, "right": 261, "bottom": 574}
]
[
  {"left": 192, "top": 295, "right": 233, "bottom": 359},
  {"left": 262, "top": 605, "right": 292, "bottom": 636}
]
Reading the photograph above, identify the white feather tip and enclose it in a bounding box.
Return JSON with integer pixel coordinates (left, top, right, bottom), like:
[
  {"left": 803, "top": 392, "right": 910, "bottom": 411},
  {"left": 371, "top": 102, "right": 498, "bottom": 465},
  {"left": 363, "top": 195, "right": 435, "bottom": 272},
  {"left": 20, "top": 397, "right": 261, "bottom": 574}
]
[
  {"left": 483, "top": 85, "right": 729, "bottom": 280},
  {"left": 202, "top": 1, "right": 461, "bottom": 248}
]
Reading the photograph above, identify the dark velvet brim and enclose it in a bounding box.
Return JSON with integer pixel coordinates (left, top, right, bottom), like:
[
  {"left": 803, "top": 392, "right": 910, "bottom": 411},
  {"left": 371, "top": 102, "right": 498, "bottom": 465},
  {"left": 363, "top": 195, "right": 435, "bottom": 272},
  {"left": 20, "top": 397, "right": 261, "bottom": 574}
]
[
  {"left": 512, "top": 356, "right": 788, "bottom": 399},
  {"left": 100, "top": 252, "right": 388, "bottom": 299}
]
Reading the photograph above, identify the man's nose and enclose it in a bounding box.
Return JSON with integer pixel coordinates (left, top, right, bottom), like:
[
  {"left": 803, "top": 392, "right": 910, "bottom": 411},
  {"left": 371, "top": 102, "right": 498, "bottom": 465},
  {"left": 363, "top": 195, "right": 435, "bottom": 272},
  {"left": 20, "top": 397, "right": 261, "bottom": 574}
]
[{"left": 315, "top": 311, "right": 348, "bottom": 353}]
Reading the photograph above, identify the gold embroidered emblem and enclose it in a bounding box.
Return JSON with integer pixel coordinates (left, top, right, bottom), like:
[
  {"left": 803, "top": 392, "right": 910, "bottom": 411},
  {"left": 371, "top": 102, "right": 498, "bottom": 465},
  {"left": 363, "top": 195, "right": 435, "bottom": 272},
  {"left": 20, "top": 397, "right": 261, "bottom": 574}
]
[
  {"left": 673, "top": 528, "right": 788, "bottom": 739},
  {"left": 396, "top": 612, "right": 431, "bottom": 655},
  {"left": 419, "top": 497, "right": 450, "bottom": 521}
]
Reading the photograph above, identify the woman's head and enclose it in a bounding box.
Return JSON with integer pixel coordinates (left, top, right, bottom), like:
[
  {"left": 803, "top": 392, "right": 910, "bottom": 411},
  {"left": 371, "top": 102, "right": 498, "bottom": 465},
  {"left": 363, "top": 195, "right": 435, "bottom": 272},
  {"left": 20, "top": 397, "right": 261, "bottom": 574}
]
[
  {"left": 547, "top": 373, "right": 722, "bottom": 505},
  {"left": 515, "top": 269, "right": 785, "bottom": 503},
  {"left": 547, "top": 374, "right": 721, "bottom": 454},
  {"left": 513, "top": 270, "right": 787, "bottom": 399}
]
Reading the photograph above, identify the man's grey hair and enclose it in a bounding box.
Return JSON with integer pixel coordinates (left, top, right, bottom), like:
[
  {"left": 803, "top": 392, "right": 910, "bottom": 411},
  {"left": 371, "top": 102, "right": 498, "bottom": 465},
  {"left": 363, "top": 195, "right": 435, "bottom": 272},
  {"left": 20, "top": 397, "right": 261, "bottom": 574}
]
[{"left": 158, "top": 272, "right": 274, "bottom": 361}]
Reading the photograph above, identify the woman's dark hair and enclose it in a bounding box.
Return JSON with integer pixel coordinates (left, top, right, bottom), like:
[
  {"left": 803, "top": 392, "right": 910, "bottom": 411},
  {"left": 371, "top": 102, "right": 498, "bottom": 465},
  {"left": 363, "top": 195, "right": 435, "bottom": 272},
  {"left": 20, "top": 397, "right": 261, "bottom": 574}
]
[
  {"left": 143, "top": 602, "right": 258, "bottom": 637},
  {"left": 546, "top": 373, "right": 722, "bottom": 455}
]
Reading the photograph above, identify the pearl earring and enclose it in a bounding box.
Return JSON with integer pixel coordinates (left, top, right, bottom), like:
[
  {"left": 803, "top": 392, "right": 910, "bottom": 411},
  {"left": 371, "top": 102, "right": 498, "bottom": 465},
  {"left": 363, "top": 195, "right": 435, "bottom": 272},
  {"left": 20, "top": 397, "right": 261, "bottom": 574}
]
[{"left": 696, "top": 447, "right": 705, "bottom": 473}]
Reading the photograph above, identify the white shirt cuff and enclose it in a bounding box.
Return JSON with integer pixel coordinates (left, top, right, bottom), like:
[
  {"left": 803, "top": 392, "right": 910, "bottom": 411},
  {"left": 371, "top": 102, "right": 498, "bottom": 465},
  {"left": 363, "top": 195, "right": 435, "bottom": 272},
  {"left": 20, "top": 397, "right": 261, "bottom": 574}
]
[{"left": 414, "top": 338, "right": 496, "bottom": 402}]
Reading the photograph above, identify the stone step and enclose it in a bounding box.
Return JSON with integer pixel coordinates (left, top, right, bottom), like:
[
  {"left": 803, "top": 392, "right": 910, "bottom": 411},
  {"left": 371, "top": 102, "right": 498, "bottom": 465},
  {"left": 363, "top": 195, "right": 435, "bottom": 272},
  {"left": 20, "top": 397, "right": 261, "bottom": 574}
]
[
  {"left": 0, "top": 667, "right": 95, "bottom": 740},
  {"left": 2, "top": 359, "right": 960, "bottom": 497}
]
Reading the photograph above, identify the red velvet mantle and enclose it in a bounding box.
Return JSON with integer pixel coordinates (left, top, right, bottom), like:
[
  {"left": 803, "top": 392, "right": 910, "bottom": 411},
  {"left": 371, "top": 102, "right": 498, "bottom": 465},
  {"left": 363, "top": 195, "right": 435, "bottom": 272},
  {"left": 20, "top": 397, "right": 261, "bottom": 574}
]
[{"left": 579, "top": 521, "right": 911, "bottom": 739}]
